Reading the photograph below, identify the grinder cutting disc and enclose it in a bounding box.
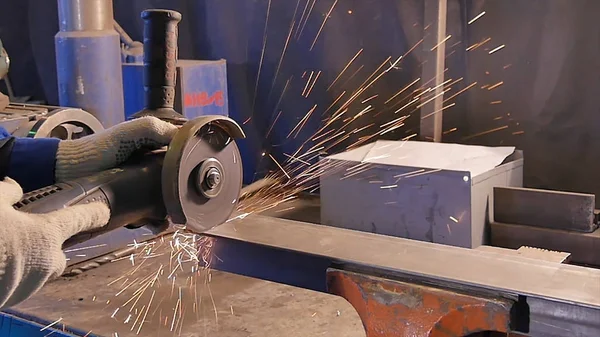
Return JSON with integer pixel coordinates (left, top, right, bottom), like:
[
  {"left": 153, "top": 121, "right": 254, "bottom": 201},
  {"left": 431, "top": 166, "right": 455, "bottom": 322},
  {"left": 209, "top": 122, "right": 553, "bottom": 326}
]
[{"left": 162, "top": 116, "right": 245, "bottom": 233}]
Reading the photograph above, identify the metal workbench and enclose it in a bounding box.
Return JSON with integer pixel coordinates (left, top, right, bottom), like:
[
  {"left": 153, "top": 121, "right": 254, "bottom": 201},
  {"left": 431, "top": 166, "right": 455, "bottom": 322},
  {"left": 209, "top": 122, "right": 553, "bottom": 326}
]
[{"left": 4, "top": 197, "right": 600, "bottom": 336}]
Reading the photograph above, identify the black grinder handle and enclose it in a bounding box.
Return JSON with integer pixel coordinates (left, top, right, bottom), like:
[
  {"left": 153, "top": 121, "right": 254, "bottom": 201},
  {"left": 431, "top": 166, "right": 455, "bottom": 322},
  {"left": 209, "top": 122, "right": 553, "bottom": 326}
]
[
  {"left": 130, "top": 9, "right": 186, "bottom": 124},
  {"left": 14, "top": 153, "right": 167, "bottom": 249},
  {"left": 143, "top": 9, "right": 180, "bottom": 110}
]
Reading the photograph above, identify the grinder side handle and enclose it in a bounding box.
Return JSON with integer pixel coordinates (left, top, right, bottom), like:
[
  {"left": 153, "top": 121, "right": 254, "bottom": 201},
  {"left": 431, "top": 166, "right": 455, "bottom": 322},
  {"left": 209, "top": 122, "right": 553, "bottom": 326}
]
[{"left": 128, "top": 9, "right": 185, "bottom": 124}]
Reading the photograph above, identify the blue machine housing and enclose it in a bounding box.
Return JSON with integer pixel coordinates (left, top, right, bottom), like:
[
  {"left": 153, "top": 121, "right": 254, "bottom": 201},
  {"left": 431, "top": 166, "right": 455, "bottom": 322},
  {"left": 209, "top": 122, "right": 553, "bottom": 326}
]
[
  {"left": 55, "top": 30, "right": 125, "bottom": 128},
  {"left": 123, "top": 59, "right": 229, "bottom": 119}
]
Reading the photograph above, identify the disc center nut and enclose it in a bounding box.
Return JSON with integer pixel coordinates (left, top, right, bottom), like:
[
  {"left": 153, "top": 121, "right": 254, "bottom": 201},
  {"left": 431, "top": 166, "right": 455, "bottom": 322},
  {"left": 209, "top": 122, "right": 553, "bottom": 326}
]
[
  {"left": 195, "top": 158, "right": 225, "bottom": 199},
  {"left": 205, "top": 168, "right": 221, "bottom": 189}
]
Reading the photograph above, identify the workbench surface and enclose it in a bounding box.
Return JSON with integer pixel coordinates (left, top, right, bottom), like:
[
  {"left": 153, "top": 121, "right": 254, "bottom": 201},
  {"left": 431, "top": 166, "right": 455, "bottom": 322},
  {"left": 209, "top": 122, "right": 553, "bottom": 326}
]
[
  {"left": 10, "top": 244, "right": 361, "bottom": 337},
  {"left": 8, "top": 197, "right": 363, "bottom": 337}
]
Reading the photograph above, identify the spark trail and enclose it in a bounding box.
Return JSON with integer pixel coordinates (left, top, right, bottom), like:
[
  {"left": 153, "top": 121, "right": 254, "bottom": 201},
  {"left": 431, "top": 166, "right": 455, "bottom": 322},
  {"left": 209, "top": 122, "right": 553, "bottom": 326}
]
[{"left": 79, "top": 3, "right": 518, "bottom": 336}]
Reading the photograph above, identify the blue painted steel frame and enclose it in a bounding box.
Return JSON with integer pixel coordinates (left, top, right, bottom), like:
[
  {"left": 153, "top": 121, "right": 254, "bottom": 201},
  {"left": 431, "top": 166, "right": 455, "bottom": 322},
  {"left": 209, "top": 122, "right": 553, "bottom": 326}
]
[
  {"left": 0, "top": 310, "right": 100, "bottom": 337},
  {"left": 209, "top": 236, "right": 334, "bottom": 293}
]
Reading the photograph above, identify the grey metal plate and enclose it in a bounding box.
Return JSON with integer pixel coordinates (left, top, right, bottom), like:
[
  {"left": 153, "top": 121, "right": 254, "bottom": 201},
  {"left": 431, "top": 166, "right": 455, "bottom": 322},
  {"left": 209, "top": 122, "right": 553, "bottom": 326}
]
[
  {"left": 320, "top": 157, "right": 474, "bottom": 248},
  {"left": 491, "top": 221, "right": 600, "bottom": 267},
  {"left": 208, "top": 214, "right": 600, "bottom": 309},
  {"left": 494, "top": 186, "right": 597, "bottom": 232},
  {"left": 474, "top": 245, "right": 571, "bottom": 264}
]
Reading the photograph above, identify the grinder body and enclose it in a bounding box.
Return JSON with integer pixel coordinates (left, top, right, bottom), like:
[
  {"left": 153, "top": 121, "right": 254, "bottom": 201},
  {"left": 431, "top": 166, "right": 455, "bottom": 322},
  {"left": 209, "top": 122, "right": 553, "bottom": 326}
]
[
  {"left": 14, "top": 152, "right": 167, "bottom": 248},
  {"left": 13, "top": 111, "right": 245, "bottom": 248},
  {"left": 11, "top": 9, "right": 244, "bottom": 248}
]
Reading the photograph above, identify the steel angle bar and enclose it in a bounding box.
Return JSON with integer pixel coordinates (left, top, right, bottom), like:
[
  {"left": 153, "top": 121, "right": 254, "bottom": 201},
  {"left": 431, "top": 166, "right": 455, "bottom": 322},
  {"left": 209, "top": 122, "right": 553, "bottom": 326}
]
[{"left": 205, "top": 214, "right": 600, "bottom": 309}]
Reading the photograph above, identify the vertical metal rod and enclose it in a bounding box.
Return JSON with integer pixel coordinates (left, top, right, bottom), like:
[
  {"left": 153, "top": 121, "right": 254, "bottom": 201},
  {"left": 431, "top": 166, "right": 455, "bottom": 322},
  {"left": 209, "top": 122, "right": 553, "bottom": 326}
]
[
  {"left": 420, "top": 0, "right": 447, "bottom": 142},
  {"left": 57, "top": 0, "right": 114, "bottom": 31}
]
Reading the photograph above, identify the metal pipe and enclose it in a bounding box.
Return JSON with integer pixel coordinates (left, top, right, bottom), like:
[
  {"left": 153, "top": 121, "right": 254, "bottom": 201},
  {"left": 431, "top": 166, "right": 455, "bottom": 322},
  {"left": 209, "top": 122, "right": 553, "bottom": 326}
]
[
  {"left": 57, "top": 0, "right": 113, "bottom": 32},
  {"left": 55, "top": 0, "right": 124, "bottom": 127},
  {"left": 113, "top": 19, "right": 135, "bottom": 47},
  {"left": 420, "top": 0, "right": 447, "bottom": 142}
]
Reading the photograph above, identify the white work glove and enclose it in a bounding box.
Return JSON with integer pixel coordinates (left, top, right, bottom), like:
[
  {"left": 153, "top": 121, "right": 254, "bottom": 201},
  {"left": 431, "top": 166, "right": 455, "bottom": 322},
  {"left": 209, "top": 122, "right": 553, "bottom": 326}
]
[
  {"left": 0, "top": 178, "right": 110, "bottom": 309},
  {"left": 55, "top": 116, "right": 179, "bottom": 182}
]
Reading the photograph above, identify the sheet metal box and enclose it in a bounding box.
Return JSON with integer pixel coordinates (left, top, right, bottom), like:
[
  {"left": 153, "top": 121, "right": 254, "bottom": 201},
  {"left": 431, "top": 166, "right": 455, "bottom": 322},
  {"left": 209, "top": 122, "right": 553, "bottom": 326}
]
[
  {"left": 123, "top": 59, "right": 228, "bottom": 119},
  {"left": 319, "top": 140, "right": 523, "bottom": 248}
]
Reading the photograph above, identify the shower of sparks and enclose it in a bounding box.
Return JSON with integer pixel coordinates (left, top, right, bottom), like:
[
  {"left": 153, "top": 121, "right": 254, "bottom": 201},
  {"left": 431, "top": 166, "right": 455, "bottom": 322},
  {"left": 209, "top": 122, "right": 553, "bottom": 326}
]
[
  {"left": 385, "top": 78, "right": 421, "bottom": 104},
  {"left": 487, "top": 81, "right": 504, "bottom": 90},
  {"left": 463, "top": 125, "right": 510, "bottom": 140},
  {"left": 64, "top": 244, "right": 107, "bottom": 253},
  {"left": 269, "top": 153, "right": 291, "bottom": 179},
  {"left": 466, "top": 37, "right": 491, "bottom": 51},
  {"left": 83, "top": 5, "right": 518, "bottom": 335},
  {"left": 85, "top": 231, "right": 218, "bottom": 335},
  {"left": 40, "top": 317, "right": 63, "bottom": 332},
  {"left": 443, "top": 81, "right": 477, "bottom": 103},
  {"left": 266, "top": 110, "right": 283, "bottom": 137},
  {"left": 468, "top": 11, "right": 486, "bottom": 25},
  {"left": 430, "top": 35, "right": 452, "bottom": 51},
  {"left": 310, "top": 0, "right": 339, "bottom": 51},
  {"left": 339, "top": 65, "right": 364, "bottom": 88},
  {"left": 297, "top": 0, "right": 317, "bottom": 39},
  {"left": 305, "top": 71, "right": 322, "bottom": 97},
  {"left": 296, "top": 0, "right": 312, "bottom": 38},
  {"left": 361, "top": 94, "right": 378, "bottom": 104},
  {"left": 488, "top": 44, "right": 506, "bottom": 54},
  {"left": 269, "top": 18, "right": 296, "bottom": 98},
  {"left": 251, "top": 0, "right": 273, "bottom": 116},
  {"left": 303, "top": 71, "right": 314, "bottom": 96},
  {"left": 420, "top": 103, "right": 456, "bottom": 120},
  {"left": 443, "top": 127, "right": 457, "bottom": 135},
  {"left": 327, "top": 48, "right": 363, "bottom": 91}
]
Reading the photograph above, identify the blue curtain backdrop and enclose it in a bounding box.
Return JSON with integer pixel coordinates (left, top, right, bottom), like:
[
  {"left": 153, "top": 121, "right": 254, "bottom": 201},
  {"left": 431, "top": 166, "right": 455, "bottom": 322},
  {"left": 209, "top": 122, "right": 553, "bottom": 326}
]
[{"left": 3, "top": 0, "right": 600, "bottom": 204}]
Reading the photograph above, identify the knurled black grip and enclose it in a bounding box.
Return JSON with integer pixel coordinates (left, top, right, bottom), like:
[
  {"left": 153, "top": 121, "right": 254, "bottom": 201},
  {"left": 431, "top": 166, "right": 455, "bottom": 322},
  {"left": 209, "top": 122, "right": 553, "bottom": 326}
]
[{"left": 141, "top": 9, "right": 182, "bottom": 110}]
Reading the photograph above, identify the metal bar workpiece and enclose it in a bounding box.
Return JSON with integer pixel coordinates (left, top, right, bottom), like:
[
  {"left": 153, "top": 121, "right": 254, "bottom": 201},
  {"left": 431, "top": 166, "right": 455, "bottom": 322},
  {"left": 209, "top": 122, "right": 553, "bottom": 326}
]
[{"left": 206, "top": 214, "right": 600, "bottom": 309}]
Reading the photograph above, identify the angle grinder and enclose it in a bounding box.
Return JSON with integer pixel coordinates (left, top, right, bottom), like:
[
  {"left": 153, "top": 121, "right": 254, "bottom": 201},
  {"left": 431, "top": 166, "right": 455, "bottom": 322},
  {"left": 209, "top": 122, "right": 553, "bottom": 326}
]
[{"left": 13, "top": 9, "right": 245, "bottom": 248}]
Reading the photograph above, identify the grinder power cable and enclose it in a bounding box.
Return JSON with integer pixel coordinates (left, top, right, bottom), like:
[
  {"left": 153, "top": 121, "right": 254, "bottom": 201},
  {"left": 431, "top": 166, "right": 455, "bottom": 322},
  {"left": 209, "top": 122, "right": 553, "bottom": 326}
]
[{"left": 12, "top": 9, "right": 245, "bottom": 248}]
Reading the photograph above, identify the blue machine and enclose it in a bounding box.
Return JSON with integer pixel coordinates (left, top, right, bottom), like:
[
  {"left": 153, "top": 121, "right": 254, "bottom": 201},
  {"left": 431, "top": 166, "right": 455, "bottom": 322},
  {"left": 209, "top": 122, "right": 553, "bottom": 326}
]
[
  {"left": 122, "top": 59, "right": 229, "bottom": 119},
  {"left": 116, "top": 16, "right": 230, "bottom": 120},
  {"left": 55, "top": 0, "right": 124, "bottom": 128}
]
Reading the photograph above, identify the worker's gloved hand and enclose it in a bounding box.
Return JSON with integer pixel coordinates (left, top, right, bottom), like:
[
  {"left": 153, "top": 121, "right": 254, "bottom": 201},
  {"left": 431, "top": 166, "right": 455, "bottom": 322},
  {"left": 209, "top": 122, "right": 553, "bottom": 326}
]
[
  {"left": 0, "top": 178, "right": 110, "bottom": 309},
  {"left": 55, "top": 116, "right": 178, "bottom": 182}
]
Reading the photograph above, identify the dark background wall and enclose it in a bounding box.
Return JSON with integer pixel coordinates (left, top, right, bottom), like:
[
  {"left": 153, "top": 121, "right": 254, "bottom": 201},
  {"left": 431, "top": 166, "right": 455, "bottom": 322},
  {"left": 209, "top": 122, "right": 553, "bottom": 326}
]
[{"left": 1, "top": 0, "right": 599, "bottom": 202}]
